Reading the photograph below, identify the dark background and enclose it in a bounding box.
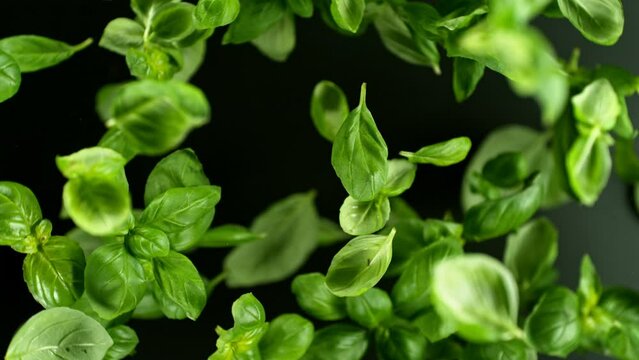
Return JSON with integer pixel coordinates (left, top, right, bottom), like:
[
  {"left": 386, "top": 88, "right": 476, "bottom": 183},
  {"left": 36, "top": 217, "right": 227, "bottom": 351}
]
[{"left": 1, "top": 1, "right": 637, "bottom": 359}]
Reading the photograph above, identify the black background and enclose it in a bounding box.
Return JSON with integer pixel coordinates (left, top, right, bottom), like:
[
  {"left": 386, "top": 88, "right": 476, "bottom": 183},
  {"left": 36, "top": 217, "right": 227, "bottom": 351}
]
[{"left": 0, "top": 1, "right": 638, "bottom": 359}]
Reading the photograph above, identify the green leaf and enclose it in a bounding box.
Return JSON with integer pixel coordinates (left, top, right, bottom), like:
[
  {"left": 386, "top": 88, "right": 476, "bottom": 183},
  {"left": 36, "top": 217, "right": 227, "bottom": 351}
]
[
  {"left": 557, "top": 0, "right": 624, "bottom": 45},
  {"left": 566, "top": 130, "right": 611, "bottom": 206},
  {"left": 300, "top": 323, "right": 369, "bottom": 360},
  {"left": 462, "top": 340, "right": 536, "bottom": 360},
  {"left": 96, "top": 82, "right": 127, "bottom": 122},
  {"left": 330, "top": 0, "right": 366, "bottom": 33},
  {"left": 131, "top": 0, "right": 179, "bottom": 19},
  {"left": 599, "top": 288, "right": 639, "bottom": 360},
  {"left": 325, "top": 228, "right": 395, "bottom": 297},
  {"left": 288, "top": 0, "right": 314, "bottom": 18},
  {"left": 310, "top": 80, "right": 349, "bottom": 142},
  {"left": 432, "top": 254, "right": 521, "bottom": 342},
  {"left": 392, "top": 239, "right": 463, "bottom": 318},
  {"left": 251, "top": 12, "right": 296, "bottom": 62},
  {"left": 572, "top": 78, "right": 621, "bottom": 131},
  {"left": 0, "top": 181, "right": 42, "bottom": 248},
  {"left": 108, "top": 80, "right": 210, "bottom": 156},
  {"left": 463, "top": 175, "right": 543, "bottom": 241},
  {"left": 104, "top": 325, "right": 139, "bottom": 360},
  {"left": 173, "top": 40, "right": 208, "bottom": 81},
  {"left": 489, "top": 0, "right": 551, "bottom": 25},
  {"left": 125, "top": 225, "right": 170, "bottom": 259},
  {"left": 453, "top": 57, "right": 484, "bottom": 102},
  {"left": 259, "top": 314, "right": 314, "bottom": 360},
  {"left": 339, "top": 195, "right": 390, "bottom": 236},
  {"left": 615, "top": 138, "right": 639, "bottom": 183},
  {"left": 373, "top": 3, "right": 440, "bottom": 72},
  {"left": 346, "top": 288, "right": 393, "bottom": 328},
  {"left": 332, "top": 83, "right": 388, "bottom": 201},
  {"left": 57, "top": 147, "right": 132, "bottom": 237},
  {"left": 125, "top": 45, "right": 182, "bottom": 80},
  {"left": 413, "top": 307, "right": 456, "bottom": 342},
  {"left": 5, "top": 307, "right": 113, "bottom": 360},
  {"left": 225, "top": 192, "right": 319, "bottom": 287},
  {"left": 375, "top": 319, "right": 427, "bottom": 360},
  {"left": 66, "top": 227, "right": 116, "bottom": 258},
  {"left": 139, "top": 185, "right": 221, "bottom": 251},
  {"left": 144, "top": 148, "right": 210, "bottom": 206},
  {"left": 223, "top": 0, "right": 286, "bottom": 44},
  {"left": 0, "top": 36, "right": 91, "bottom": 73},
  {"left": 291, "top": 273, "right": 347, "bottom": 321},
  {"left": 198, "top": 224, "right": 263, "bottom": 248},
  {"left": 482, "top": 152, "right": 529, "bottom": 188},
  {"left": 317, "top": 218, "right": 350, "bottom": 246},
  {"left": 385, "top": 219, "right": 425, "bottom": 277},
  {"left": 382, "top": 159, "right": 417, "bottom": 197},
  {"left": 23, "top": 236, "right": 85, "bottom": 308},
  {"left": 400, "top": 2, "right": 442, "bottom": 41},
  {"left": 578, "top": 254, "right": 603, "bottom": 315},
  {"left": 84, "top": 243, "right": 146, "bottom": 320},
  {"left": 525, "top": 287, "right": 581, "bottom": 357},
  {"left": 195, "top": 0, "right": 240, "bottom": 29},
  {"left": 153, "top": 251, "right": 207, "bottom": 320},
  {"left": 400, "top": 136, "right": 471, "bottom": 166},
  {"left": 0, "top": 49, "right": 21, "bottom": 103},
  {"left": 99, "top": 18, "right": 145, "bottom": 56},
  {"left": 98, "top": 128, "right": 139, "bottom": 162},
  {"left": 504, "top": 218, "right": 558, "bottom": 297},
  {"left": 149, "top": 3, "right": 195, "bottom": 41}
]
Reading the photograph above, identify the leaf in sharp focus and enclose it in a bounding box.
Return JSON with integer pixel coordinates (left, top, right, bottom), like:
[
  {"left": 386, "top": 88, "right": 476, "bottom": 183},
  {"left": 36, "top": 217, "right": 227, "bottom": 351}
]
[
  {"left": 453, "top": 57, "right": 485, "bottom": 102},
  {"left": 6, "top": 307, "right": 113, "bottom": 360},
  {"left": 400, "top": 136, "right": 471, "bottom": 166},
  {"left": 222, "top": 0, "right": 286, "bottom": 44},
  {"left": 259, "top": 314, "right": 314, "bottom": 360},
  {"left": 382, "top": 159, "right": 417, "bottom": 197},
  {"left": 432, "top": 254, "right": 521, "bottom": 343},
  {"left": 23, "top": 236, "right": 86, "bottom": 308},
  {"left": 0, "top": 181, "right": 42, "bottom": 247},
  {"left": 224, "top": 192, "right": 319, "bottom": 287},
  {"left": 572, "top": 78, "right": 620, "bottom": 131},
  {"left": 0, "top": 49, "right": 21, "bottom": 103},
  {"left": 300, "top": 323, "right": 369, "bottom": 360},
  {"left": 144, "top": 148, "right": 210, "bottom": 206},
  {"left": 104, "top": 325, "right": 139, "bottom": 360},
  {"left": 251, "top": 12, "right": 296, "bottom": 62},
  {"left": 194, "top": 0, "right": 240, "bottom": 29},
  {"left": 557, "top": 0, "right": 624, "bottom": 45},
  {"left": 0, "top": 35, "right": 91, "bottom": 73},
  {"left": 310, "top": 80, "right": 349, "bottom": 142},
  {"left": 566, "top": 131, "right": 611, "bottom": 206},
  {"left": 125, "top": 225, "right": 170, "bottom": 259},
  {"left": 84, "top": 243, "right": 147, "bottom": 320},
  {"left": 99, "top": 18, "right": 144, "bottom": 56},
  {"left": 325, "top": 229, "right": 395, "bottom": 297},
  {"left": 339, "top": 195, "right": 390, "bottom": 236},
  {"left": 332, "top": 83, "right": 388, "bottom": 201},
  {"left": 153, "top": 251, "right": 207, "bottom": 320},
  {"left": 291, "top": 273, "right": 347, "bottom": 321},
  {"left": 330, "top": 0, "right": 366, "bottom": 33}
]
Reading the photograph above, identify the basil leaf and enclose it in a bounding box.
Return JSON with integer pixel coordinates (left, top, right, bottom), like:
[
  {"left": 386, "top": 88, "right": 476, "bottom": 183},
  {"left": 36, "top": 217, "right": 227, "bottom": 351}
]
[
  {"left": 131, "top": 0, "right": 179, "bottom": 19},
  {"left": 251, "top": 12, "right": 296, "bottom": 62},
  {"left": 339, "top": 195, "right": 390, "bottom": 236},
  {"left": 300, "top": 323, "right": 369, "bottom": 360},
  {"left": 259, "top": 314, "right": 314, "bottom": 360},
  {"left": 578, "top": 254, "right": 603, "bottom": 315},
  {"left": 615, "top": 138, "right": 639, "bottom": 183},
  {"left": 288, "top": 0, "right": 314, "bottom": 18},
  {"left": 99, "top": 18, "right": 145, "bottom": 56},
  {"left": 225, "top": 192, "right": 319, "bottom": 287},
  {"left": 346, "top": 288, "right": 393, "bottom": 328},
  {"left": 0, "top": 36, "right": 91, "bottom": 73},
  {"left": 98, "top": 128, "right": 139, "bottom": 162},
  {"left": 104, "top": 325, "right": 139, "bottom": 360},
  {"left": 317, "top": 218, "right": 350, "bottom": 246},
  {"left": 57, "top": 147, "right": 132, "bottom": 237},
  {"left": 6, "top": 307, "right": 113, "bottom": 360},
  {"left": 462, "top": 340, "right": 536, "bottom": 360},
  {"left": 332, "top": 83, "right": 388, "bottom": 201},
  {"left": 194, "top": 0, "right": 240, "bottom": 29},
  {"left": 525, "top": 286, "right": 581, "bottom": 356},
  {"left": 463, "top": 175, "right": 543, "bottom": 241},
  {"left": 96, "top": 82, "right": 127, "bottom": 122},
  {"left": 125, "top": 45, "right": 182, "bottom": 81},
  {"left": 325, "top": 229, "right": 395, "bottom": 297},
  {"left": 144, "top": 148, "right": 210, "bottom": 206},
  {"left": 125, "top": 225, "right": 170, "bottom": 259},
  {"left": 330, "top": 0, "right": 366, "bottom": 33},
  {"left": 153, "top": 251, "right": 206, "bottom": 320},
  {"left": 223, "top": 0, "right": 286, "bottom": 44},
  {"left": 413, "top": 307, "right": 456, "bottom": 342},
  {"left": 375, "top": 319, "right": 427, "bottom": 360},
  {"left": 572, "top": 78, "right": 620, "bottom": 131},
  {"left": 23, "top": 236, "right": 85, "bottom": 308},
  {"left": 385, "top": 219, "right": 425, "bottom": 277},
  {"left": 400, "top": 136, "right": 471, "bottom": 166},
  {"left": 453, "top": 57, "right": 484, "bottom": 102},
  {"left": 432, "top": 254, "right": 521, "bottom": 342},
  {"left": 400, "top": 2, "right": 442, "bottom": 41},
  {"left": 566, "top": 131, "right": 611, "bottom": 206},
  {"left": 173, "top": 40, "right": 208, "bottom": 81},
  {"left": 0, "top": 181, "right": 42, "bottom": 248},
  {"left": 392, "top": 239, "right": 463, "bottom": 318},
  {"left": 292, "top": 273, "right": 347, "bottom": 321},
  {"left": 482, "top": 152, "right": 529, "bottom": 188},
  {"left": 139, "top": 185, "right": 221, "bottom": 251},
  {"left": 599, "top": 288, "right": 639, "bottom": 360},
  {"left": 0, "top": 50, "right": 21, "bottom": 102},
  {"left": 504, "top": 218, "right": 558, "bottom": 298},
  {"left": 132, "top": 289, "right": 164, "bottom": 320},
  {"left": 311, "top": 80, "right": 349, "bottom": 142},
  {"left": 149, "top": 3, "right": 195, "bottom": 42},
  {"left": 198, "top": 224, "right": 263, "bottom": 248},
  {"left": 557, "top": 0, "right": 624, "bottom": 45},
  {"left": 382, "top": 159, "right": 417, "bottom": 197},
  {"left": 85, "top": 243, "right": 146, "bottom": 320}
]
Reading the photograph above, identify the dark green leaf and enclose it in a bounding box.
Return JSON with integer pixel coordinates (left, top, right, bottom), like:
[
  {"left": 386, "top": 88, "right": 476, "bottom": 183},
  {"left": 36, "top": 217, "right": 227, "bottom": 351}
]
[
  {"left": 300, "top": 323, "right": 368, "bottom": 360},
  {"left": 310, "top": 80, "right": 349, "bottom": 142},
  {"left": 413, "top": 307, "right": 456, "bottom": 342},
  {"left": 153, "top": 251, "right": 207, "bottom": 320},
  {"left": 375, "top": 319, "right": 427, "bottom": 360},
  {"left": 288, "top": 0, "right": 314, "bottom": 18},
  {"left": 259, "top": 314, "right": 314, "bottom": 360},
  {"left": 194, "top": 0, "right": 240, "bottom": 29},
  {"left": 453, "top": 57, "right": 484, "bottom": 102},
  {"left": 125, "top": 225, "right": 170, "bottom": 259},
  {"left": 292, "top": 273, "right": 347, "bottom": 321},
  {"left": 223, "top": 0, "right": 286, "bottom": 44},
  {"left": 482, "top": 152, "right": 529, "bottom": 188},
  {"left": 400, "top": 136, "right": 471, "bottom": 166},
  {"left": 462, "top": 340, "right": 536, "bottom": 360},
  {"left": 346, "top": 288, "right": 393, "bottom": 328},
  {"left": 105, "top": 325, "right": 139, "bottom": 360},
  {"left": 251, "top": 13, "right": 296, "bottom": 62},
  {"left": 615, "top": 138, "right": 639, "bottom": 183},
  {"left": 0, "top": 36, "right": 91, "bottom": 73},
  {"left": 150, "top": 3, "right": 195, "bottom": 41}
]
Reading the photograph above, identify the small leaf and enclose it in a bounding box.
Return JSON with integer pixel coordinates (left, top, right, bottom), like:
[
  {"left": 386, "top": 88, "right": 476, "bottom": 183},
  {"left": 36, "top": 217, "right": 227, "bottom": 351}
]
[
  {"left": 400, "top": 137, "right": 472, "bottom": 166},
  {"left": 453, "top": 57, "right": 485, "bottom": 102},
  {"left": 375, "top": 319, "right": 427, "bottom": 360},
  {"left": 346, "top": 288, "right": 393, "bottom": 328},
  {"left": 251, "top": 13, "right": 296, "bottom": 62},
  {"left": 0, "top": 181, "right": 42, "bottom": 248},
  {"left": 578, "top": 254, "right": 602, "bottom": 315},
  {"left": 105, "top": 325, "right": 139, "bottom": 360},
  {"left": 482, "top": 152, "right": 529, "bottom": 188},
  {"left": 288, "top": 0, "right": 314, "bottom": 18},
  {"left": 300, "top": 323, "right": 368, "bottom": 360},
  {"left": 194, "top": 0, "right": 240, "bottom": 29},
  {"left": 125, "top": 225, "right": 170, "bottom": 259},
  {"left": 291, "top": 273, "right": 347, "bottom": 321},
  {"left": 382, "top": 159, "right": 417, "bottom": 197},
  {"left": 339, "top": 195, "right": 390, "bottom": 236},
  {"left": 0, "top": 50, "right": 21, "bottom": 102},
  {"left": 413, "top": 308, "right": 456, "bottom": 342},
  {"left": 259, "top": 314, "right": 314, "bottom": 360},
  {"left": 154, "top": 251, "right": 207, "bottom": 320},
  {"left": 150, "top": 3, "right": 196, "bottom": 41},
  {"left": 232, "top": 293, "right": 266, "bottom": 328},
  {"left": 99, "top": 18, "right": 144, "bottom": 56},
  {"left": 310, "top": 80, "right": 349, "bottom": 142},
  {"left": 558, "top": 0, "right": 624, "bottom": 45},
  {"left": 566, "top": 130, "right": 611, "bottom": 206},
  {"left": 223, "top": 0, "right": 286, "bottom": 44},
  {"left": 0, "top": 35, "right": 91, "bottom": 73},
  {"left": 572, "top": 78, "right": 620, "bottom": 131}
]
